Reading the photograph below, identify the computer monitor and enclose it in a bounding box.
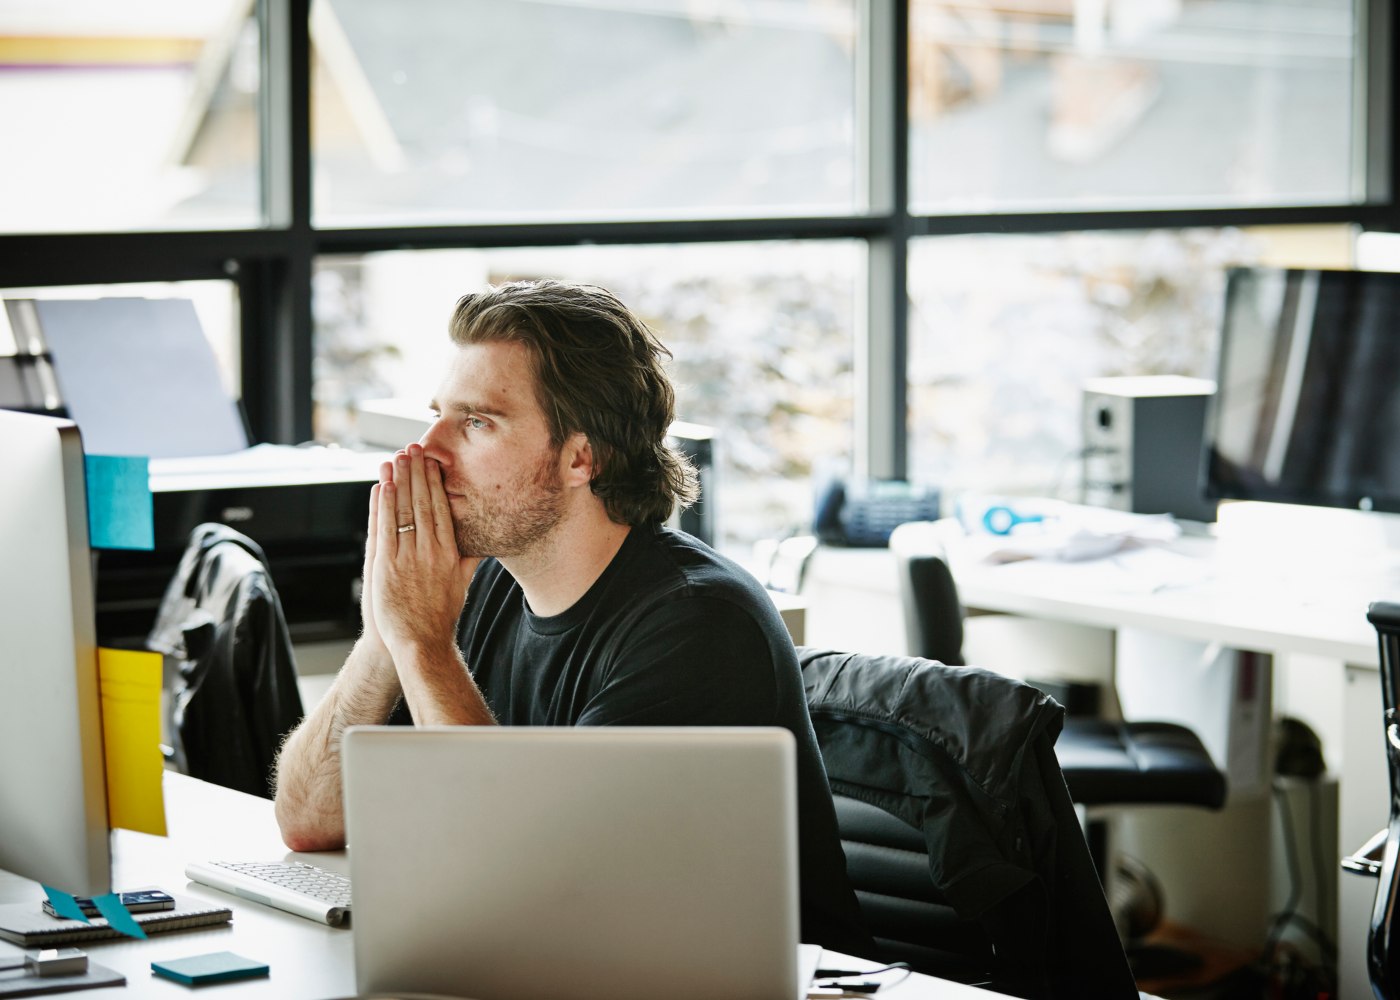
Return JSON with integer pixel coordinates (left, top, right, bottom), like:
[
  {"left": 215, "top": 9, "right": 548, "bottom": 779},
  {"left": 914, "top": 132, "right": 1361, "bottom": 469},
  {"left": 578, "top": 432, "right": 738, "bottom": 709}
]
[
  {"left": 1203, "top": 267, "right": 1400, "bottom": 513},
  {"left": 0, "top": 410, "right": 111, "bottom": 895}
]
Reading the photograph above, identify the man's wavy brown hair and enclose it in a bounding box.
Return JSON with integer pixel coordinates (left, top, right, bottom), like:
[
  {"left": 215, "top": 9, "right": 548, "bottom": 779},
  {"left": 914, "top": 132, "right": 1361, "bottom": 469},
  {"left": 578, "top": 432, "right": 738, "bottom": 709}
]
[{"left": 448, "top": 280, "right": 698, "bottom": 527}]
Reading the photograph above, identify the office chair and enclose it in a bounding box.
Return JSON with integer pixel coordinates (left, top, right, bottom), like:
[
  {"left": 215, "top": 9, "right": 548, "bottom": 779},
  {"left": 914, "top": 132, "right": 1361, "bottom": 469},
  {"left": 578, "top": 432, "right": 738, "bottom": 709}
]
[
  {"left": 1340, "top": 601, "right": 1400, "bottom": 1000},
  {"left": 799, "top": 646, "right": 1138, "bottom": 1000},
  {"left": 887, "top": 521, "right": 1226, "bottom": 917},
  {"left": 147, "top": 523, "right": 304, "bottom": 799}
]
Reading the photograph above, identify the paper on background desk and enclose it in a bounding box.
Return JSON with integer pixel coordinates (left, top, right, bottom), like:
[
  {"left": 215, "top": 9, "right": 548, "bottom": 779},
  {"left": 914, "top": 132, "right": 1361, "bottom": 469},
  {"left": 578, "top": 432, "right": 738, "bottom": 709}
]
[
  {"left": 984, "top": 545, "right": 1216, "bottom": 596},
  {"left": 150, "top": 443, "right": 388, "bottom": 491},
  {"left": 97, "top": 648, "right": 166, "bottom": 837}
]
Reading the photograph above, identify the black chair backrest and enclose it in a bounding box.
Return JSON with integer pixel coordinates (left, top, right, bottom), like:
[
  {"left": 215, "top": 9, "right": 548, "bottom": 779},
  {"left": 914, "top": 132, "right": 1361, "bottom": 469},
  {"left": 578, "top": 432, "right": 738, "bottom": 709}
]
[
  {"left": 830, "top": 791, "right": 996, "bottom": 983},
  {"left": 800, "top": 647, "right": 1137, "bottom": 1000},
  {"left": 888, "top": 522, "right": 965, "bottom": 665},
  {"left": 1366, "top": 601, "right": 1400, "bottom": 998}
]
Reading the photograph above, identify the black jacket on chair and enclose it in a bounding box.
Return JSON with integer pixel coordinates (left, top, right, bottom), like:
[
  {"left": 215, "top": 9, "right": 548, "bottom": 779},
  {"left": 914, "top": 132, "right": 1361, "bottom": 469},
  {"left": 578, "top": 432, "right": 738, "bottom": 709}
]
[
  {"left": 148, "top": 524, "right": 304, "bottom": 799},
  {"left": 798, "top": 647, "right": 1136, "bottom": 1000}
]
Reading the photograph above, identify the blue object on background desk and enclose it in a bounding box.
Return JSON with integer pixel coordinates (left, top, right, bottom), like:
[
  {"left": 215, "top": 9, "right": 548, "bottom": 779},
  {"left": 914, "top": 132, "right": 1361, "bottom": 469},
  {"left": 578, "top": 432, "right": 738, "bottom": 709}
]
[{"left": 981, "top": 504, "right": 1045, "bottom": 535}]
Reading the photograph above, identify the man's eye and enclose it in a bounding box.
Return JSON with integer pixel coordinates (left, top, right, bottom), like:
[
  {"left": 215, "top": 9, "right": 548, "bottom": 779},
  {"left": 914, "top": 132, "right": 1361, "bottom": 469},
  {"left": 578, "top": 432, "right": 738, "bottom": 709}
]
[{"left": 467, "top": 416, "right": 487, "bottom": 430}]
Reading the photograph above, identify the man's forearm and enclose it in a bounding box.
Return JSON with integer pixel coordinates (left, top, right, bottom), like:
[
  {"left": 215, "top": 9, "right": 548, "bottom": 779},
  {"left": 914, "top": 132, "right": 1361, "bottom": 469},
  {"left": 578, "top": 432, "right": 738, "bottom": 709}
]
[
  {"left": 273, "top": 638, "right": 402, "bottom": 850},
  {"left": 396, "top": 641, "right": 497, "bottom": 727}
]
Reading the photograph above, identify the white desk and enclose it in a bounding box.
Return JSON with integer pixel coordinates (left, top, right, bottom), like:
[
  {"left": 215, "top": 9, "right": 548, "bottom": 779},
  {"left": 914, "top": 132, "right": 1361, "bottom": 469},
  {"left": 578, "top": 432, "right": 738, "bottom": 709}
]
[
  {"left": 0, "top": 773, "right": 1006, "bottom": 999},
  {"left": 949, "top": 536, "right": 1387, "bottom": 668},
  {"left": 802, "top": 521, "right": 1400, "bottom": 1000},
  {"left": 805, "top": 532, "right": 1391, "bottom": 667},
  {"left": 0, "top": 774, "right": 355, "bottom": 998}
]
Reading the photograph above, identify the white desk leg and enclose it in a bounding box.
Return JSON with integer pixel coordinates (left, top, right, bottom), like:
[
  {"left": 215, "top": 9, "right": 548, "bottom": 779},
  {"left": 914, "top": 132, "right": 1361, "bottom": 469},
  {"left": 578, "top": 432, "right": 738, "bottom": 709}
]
[
  {"left": 1114, "top": 629, "right": 1273, "bottom": 950},
  {"left": 1339, "top": 664, "right": 1386, "bottom": 1000}
]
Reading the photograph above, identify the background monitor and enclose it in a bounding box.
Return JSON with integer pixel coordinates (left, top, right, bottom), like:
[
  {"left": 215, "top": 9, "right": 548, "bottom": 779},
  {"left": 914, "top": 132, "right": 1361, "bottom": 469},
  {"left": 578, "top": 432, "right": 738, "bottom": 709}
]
[
  {"left": 667, "top": 420, "right": 716, "bottom": 547},
  {"left": 0, "top": 410, "right": 111, "bottom": 895},
  {"left": 1204, "top": 267, "right": 1400, "bottom": 514}
]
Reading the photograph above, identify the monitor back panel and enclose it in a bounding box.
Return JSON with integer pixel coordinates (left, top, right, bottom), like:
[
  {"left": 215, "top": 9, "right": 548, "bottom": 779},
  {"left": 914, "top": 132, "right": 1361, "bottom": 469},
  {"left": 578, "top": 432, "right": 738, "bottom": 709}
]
[{"left": 0, "top": 412, "right": 109, "bottom": 895}]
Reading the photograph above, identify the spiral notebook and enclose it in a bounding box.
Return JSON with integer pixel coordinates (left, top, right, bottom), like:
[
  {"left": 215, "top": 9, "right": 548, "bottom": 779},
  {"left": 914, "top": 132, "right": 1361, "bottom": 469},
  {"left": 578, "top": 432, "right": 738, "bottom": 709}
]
[{"left": 0, "top": 895, "right": 231, "bottom": 947}]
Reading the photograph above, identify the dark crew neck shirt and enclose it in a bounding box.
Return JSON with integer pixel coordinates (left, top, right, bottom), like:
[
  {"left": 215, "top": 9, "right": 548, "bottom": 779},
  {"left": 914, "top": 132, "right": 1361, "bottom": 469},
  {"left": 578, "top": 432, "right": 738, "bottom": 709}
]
[{"left": 395, "top": 522, "right": 869, "bottom": 956}]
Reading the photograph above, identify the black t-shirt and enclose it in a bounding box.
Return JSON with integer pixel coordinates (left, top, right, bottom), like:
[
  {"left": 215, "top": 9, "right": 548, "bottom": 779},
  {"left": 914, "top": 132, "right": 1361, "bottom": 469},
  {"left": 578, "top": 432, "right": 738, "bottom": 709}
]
[{"left": 401, "top": 522, "right": 870, "bottom": 956}]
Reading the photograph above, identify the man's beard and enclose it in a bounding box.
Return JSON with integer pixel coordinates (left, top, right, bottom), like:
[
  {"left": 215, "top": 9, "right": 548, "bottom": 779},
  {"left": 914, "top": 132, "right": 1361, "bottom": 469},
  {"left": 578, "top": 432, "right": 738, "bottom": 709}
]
[{"left": 450, "top": 447, "right": 567, "bottom": 559}]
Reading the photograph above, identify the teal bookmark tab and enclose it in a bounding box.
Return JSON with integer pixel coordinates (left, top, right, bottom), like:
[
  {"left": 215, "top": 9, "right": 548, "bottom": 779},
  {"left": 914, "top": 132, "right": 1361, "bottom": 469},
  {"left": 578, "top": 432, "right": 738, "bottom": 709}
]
[
  {"left": 91, "top": 892, "right": 148, "bottom": 939},
  {"left": 42, "top": 886, "right": 90, "bottom": 923},
  {"left": 85, "top": 454, "right": 154, "bottom": 551}
]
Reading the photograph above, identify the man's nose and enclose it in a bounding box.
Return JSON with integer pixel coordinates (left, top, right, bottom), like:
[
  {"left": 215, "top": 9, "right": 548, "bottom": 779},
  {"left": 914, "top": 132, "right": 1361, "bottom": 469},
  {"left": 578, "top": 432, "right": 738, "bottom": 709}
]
[{"left": 419, "top": 419, "right": 451, "bottom": 464}]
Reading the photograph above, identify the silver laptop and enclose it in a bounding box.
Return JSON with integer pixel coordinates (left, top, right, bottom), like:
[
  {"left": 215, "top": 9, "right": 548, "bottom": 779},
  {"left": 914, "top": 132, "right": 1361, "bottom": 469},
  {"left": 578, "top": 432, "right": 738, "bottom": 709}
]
[{"left": 342, "top": 726, "right": 807, "bottom": 1000}]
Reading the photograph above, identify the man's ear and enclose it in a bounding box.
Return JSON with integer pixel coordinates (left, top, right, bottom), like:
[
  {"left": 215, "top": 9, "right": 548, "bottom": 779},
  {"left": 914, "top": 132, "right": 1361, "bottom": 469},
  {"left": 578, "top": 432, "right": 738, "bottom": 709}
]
[{"left": 561, "top": 432, "right": 594, "bottom": 488}]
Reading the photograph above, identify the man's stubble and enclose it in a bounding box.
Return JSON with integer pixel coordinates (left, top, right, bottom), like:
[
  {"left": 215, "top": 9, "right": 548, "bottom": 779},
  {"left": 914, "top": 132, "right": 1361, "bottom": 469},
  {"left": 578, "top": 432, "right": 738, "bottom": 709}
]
[{"left": 450, "top": 446, "right": 567, "bottom": 559}]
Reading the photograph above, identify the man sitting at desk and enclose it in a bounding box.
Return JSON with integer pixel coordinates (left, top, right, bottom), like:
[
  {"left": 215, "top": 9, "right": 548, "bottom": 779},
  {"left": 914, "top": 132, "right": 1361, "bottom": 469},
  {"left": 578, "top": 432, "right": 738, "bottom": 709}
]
[{"left": 273, "top": 279, "right": 870, "bottom": 956}]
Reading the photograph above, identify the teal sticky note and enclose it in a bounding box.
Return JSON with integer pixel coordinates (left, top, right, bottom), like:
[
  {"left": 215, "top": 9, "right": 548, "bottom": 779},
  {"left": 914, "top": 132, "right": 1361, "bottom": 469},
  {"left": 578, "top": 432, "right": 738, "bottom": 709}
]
[
  {"left": 85, "top": 454, "right": 154, "bottom": 551},
  {"left": 152, "top": 952, "right": 269, "bottom": 986},
  {"left": 42, "top": 885, "right": 90, "bottom": 923},
  {"left": 91, "top": 892, "right": 147, "bottom": 939}
]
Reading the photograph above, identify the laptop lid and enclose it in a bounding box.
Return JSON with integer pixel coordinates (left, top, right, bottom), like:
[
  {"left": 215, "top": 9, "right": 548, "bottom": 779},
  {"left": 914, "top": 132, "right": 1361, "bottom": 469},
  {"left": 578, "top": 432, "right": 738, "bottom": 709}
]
[{"left": 343, "top": 726, "right": 801, "bottom": 1000}]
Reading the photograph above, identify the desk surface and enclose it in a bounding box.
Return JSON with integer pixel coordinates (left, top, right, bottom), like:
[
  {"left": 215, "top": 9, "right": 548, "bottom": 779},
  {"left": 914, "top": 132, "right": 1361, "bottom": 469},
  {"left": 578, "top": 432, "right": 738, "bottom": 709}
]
[
  {"left": 0, "top": 773, "right": 1004, "bottom": 999},
  {"left": 954, "top": 535, "right": 1391, "bottom": 667}
]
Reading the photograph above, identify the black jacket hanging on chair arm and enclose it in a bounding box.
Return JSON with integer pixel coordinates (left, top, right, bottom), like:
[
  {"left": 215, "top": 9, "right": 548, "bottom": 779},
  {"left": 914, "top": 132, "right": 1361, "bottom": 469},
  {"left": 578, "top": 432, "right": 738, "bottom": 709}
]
[
  {"left": 147, "top": 523, "right": 304, "bottom": 799},
  {"left": 798, "top": 647, "right": 1137, "bottom": 1000}
]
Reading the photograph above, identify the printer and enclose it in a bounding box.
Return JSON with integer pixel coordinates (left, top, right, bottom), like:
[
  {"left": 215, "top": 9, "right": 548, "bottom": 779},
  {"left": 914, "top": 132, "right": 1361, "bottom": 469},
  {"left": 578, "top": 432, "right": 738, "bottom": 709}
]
[{"left": 95, "top": 448, "right": 382, "bottom": 646}]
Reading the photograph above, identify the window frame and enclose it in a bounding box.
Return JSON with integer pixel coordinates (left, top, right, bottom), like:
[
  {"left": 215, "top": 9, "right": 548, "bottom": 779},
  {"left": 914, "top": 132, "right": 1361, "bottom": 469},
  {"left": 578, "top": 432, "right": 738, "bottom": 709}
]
[{"left": 0, "top": 0, "right": 1392, "bottom": 480}]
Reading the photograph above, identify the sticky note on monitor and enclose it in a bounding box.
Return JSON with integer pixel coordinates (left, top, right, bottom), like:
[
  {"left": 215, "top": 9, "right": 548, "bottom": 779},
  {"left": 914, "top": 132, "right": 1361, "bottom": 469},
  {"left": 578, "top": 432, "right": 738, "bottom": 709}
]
[
  {"left": 85, "top": 454, "right": 153, "bottom": 551},
  {"left": 97, "top": 648, "right": 166, "bottom": 837}
]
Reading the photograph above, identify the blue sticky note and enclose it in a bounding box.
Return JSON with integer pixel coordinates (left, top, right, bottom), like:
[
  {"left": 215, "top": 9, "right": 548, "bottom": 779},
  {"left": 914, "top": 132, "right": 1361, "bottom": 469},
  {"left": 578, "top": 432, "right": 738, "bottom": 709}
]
[
  {"left": 91, "top": 892, "right": 148, "bottom": 939},
  {"left": 85, "top": 454, "right": 154, "bottom": 551},
  {"left": 152, "top": 952, "right": 269, "bottom": 985},
  {"left": 42, "top": 886, "right": 91, "bottom": 923}
]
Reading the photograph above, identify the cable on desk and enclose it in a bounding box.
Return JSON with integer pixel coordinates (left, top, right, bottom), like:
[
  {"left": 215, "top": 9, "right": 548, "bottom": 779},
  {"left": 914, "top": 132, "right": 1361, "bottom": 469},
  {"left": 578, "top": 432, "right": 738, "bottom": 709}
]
[
  {"left": 814, "top": 962, "right": 909, "bottom": 978},
  {"left": 812, "top": 960, "right": 912, "bottom": 995}
]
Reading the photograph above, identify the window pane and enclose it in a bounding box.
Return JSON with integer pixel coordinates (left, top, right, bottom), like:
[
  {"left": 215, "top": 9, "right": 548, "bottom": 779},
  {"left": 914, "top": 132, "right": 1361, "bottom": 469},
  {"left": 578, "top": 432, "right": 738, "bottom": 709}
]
[
  {"left": 910, "top": 1, "right": 1358, "bottom": 212},
  {"left": 907, "top": 226, "right": 1352, "bottom": 502},
  {"left": 312, "top": 0, "right": 858, "bottom": 225},
  {"left": 313, "top": 243, "right": 857, "bottom": 552},
  {"left": 0, "top": 3, "right": 263, "bottom": 233}
]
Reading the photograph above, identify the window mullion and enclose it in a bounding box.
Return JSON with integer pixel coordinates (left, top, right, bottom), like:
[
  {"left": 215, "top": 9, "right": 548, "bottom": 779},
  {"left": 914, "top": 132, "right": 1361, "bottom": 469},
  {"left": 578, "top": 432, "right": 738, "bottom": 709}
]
[
  {"left": 858, "top": 0, "right": 909, "bottom": 482},
  {"left": 251, "top": 0, "right": 313, "bottom": 444}
]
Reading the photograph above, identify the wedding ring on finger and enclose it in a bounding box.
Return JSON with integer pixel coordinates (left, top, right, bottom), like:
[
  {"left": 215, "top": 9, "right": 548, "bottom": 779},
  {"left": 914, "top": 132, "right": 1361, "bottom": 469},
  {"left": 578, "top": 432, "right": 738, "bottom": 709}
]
[{"left": 397, "top": 523, "right": 416, "bottom": 534}]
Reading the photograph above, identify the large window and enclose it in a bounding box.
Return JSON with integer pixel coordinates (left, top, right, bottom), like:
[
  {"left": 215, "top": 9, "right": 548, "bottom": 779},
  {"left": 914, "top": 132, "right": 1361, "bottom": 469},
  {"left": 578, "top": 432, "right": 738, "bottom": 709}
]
[
  {"left": 906, "top": 224, "right": 1357, "bottom": 499},
  {"left": 0, "top": 1, "right": 1392, "bottom": 564},
  {"left": 0, "top": 2, "right": 263, "bottom": 232},
  {"left": 314, "top": 241, "right": 857, "bottom": 550},
  {"left": 909, "top": 0, "right": 1360, "bottom": 211},
  {"left": 311, "top": 0, "right": 860, "bottom": 225}
]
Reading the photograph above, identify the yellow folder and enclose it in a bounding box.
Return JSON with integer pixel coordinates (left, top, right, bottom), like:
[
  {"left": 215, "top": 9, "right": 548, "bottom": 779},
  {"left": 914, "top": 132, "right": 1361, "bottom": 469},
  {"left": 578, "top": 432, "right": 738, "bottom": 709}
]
[{"left": 97, "top": 648, "right": 167, "bottom": 837}]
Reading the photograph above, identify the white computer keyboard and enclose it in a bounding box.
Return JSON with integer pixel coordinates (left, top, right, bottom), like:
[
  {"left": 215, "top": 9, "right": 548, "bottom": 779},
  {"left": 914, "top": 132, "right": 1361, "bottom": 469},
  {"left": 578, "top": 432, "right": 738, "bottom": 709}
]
[{"left": 186, "top": 860, "right": 352, "bottom": 926}]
